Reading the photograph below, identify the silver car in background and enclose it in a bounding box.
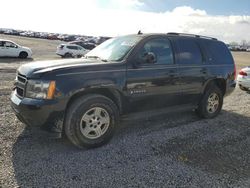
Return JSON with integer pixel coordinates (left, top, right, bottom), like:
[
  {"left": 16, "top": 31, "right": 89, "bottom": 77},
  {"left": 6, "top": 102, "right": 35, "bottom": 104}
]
[{"left": 237, "top": 66, "right": 250, "bottom": 91}]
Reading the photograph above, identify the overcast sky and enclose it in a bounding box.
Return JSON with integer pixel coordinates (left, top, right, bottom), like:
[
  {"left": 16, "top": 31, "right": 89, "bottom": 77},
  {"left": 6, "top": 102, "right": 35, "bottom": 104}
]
[{"left": 1, "top": 0, "right": 250, "bottom": 43}]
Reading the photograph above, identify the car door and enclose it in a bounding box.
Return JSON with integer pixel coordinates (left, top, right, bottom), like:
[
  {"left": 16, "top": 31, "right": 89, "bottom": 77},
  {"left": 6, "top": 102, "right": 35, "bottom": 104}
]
[
  {"left": 172, "top": 37, "right": 207, "bottom": 104},
  {"left": 67, "top": 45, "right": 77, "bottom": 56},
  {"left": 0, "top": 41, "right": 11, "bottom": 57},
  {"left": 78, "top": 46, "right": 88, "bottom": 56},
  {"left": 4, "top": 41, "right": 19, "bottom": 57},
  {"left": 126, "top": 36, "right": 181, "bottom": 112}
]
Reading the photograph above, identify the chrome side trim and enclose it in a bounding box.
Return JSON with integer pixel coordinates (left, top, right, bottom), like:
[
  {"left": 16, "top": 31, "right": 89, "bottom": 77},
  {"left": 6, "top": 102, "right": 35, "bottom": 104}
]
[{"left": 56, "top": 69, "right": 126, "bottom": 77}]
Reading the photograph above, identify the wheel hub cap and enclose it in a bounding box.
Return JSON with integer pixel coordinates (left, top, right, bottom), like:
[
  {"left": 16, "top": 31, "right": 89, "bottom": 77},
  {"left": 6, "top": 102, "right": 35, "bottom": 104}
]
[
  {"left": 207, "top": 93, "right": 219, "bottom": 113},
  {"left": 80, "top": 107, "right": 110, "bottom": 139}
]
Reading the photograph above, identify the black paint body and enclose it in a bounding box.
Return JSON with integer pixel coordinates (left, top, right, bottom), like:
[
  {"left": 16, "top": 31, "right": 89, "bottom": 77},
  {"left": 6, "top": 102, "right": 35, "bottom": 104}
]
[{"left": 10, "top": 34, "right": 236, "bottom": 134}]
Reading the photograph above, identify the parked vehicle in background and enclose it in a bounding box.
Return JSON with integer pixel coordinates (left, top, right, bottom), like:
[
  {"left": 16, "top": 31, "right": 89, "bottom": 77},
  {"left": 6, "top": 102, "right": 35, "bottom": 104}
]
[
  {"left": 228, "top": 45, "right": 247, "bottom": 51},
  {"left": 237, "top": 67, "right": 250, "bottom": 91},
  {"left": 0, "top": 39, "right": 32, "bottom": 58},
  {"left": 0, "top": 28, "right": 5, "bottom": 34},
  {"left": 56, "top": 44, "right": 89, "bottom": 58},
  {"left": 3, "top": 29, "right": 21, "bottom": 36},
  {"left": 96, "top": 36, "right": 111, "bottom": 44},
  {"left": 246, "top": 48, "right": 250, "bottom": 52},
  {"left": 47, "top": 34, "right": 59, "bottom": 40},
  {"left": 69, "top": 41, "right": 97, "bottom": 50},
  {"left": 63, "top": 35, "right": 76, "bottom": 42}
]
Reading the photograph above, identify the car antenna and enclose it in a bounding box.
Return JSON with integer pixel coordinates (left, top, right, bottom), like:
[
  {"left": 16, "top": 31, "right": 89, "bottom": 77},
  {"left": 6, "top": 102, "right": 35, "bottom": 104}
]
[{"left": 137, "top": 30, "right": 142, "bottom": 35}]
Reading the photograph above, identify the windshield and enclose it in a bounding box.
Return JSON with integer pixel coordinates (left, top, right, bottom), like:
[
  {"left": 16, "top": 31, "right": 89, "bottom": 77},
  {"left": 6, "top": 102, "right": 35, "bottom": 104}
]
[{"left": 86, "top": 35, "right": 142, "bottom": 61}]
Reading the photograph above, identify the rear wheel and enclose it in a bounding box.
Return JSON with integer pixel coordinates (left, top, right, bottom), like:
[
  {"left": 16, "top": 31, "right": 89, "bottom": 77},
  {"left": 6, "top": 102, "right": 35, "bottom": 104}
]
[
  {"left": 64, "top": 94, "right": 119, "bottom": 148},
  {"left": 19, "top": 51, "right": 28, "bottom": 58},
  {"left": 64, "top": 53, "right": 72, "bottom": 58},
  {"left": 196, "top": 84, "right": 223, "bottom": 118}
]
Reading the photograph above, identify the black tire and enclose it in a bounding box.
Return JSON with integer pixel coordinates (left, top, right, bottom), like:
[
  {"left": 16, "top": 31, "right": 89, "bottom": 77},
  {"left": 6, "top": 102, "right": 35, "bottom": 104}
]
[
  {"left": 196, "top": 84, "right": 223, "bottom": 118},
  {"left": 64, "top": 53, "right": 72, "bottom": 58},
  {"left": 64, "top": 94, "right": 119, "bottom": 148},
  {"left": 239, "top": 85, "right": 249, "bottom": 91},
  {"left": 19, "top": 51, "right": 28, "bottom": 59}
]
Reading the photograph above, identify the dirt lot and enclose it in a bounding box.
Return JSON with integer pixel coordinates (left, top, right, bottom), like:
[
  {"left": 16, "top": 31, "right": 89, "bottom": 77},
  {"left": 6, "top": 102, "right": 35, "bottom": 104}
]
[{"left": 0, "top": 35, "right": 250, "bottom": 187}]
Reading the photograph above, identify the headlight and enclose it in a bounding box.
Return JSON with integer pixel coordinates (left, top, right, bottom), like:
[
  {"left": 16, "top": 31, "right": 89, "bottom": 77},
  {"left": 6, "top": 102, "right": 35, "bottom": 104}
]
[{"left": 26, "top": 80, "right": 56, "bottom": 99}]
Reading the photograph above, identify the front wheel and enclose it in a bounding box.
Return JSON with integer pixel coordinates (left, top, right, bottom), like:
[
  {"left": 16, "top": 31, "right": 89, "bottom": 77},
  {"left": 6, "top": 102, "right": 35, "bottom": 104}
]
[
  {"left": 64, "top": 94, "right": 119, "bottom": 148},
  {"left": 19, "top": 51, "right": 28, "bottom": 58},
  {"left": 196, "top": 84, "right": 223, "bottom": 118}
]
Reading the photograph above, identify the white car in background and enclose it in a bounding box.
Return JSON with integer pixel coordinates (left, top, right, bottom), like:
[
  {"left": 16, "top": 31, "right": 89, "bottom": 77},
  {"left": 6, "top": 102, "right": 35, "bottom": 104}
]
[
  {"left": 56, "top": 44, "right": 89, "bottom": 58},
  {"left": 0, "top": 39, "right": 32, "bottom": 58},
  {"left": 237, "top": 67, "right": 250, "bottom": 91}
]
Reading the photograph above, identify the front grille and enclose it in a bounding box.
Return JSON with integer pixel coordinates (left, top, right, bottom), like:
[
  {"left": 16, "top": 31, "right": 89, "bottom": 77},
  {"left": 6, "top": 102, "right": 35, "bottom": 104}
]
[{"left": 15, "top": 73, "right": 27, "bottom": 98}]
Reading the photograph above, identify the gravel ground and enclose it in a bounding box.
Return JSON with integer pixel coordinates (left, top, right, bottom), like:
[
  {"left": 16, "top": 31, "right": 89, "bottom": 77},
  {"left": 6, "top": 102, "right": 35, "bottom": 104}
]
[{"left": 0, "top": 55, "right": 250, "bottom": 187}]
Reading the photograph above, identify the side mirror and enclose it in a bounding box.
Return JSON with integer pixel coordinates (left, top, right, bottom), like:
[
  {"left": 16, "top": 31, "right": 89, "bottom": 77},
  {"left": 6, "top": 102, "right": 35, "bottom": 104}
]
[{"left": 144, "top": 52, "right": 157, "bottom": 64}]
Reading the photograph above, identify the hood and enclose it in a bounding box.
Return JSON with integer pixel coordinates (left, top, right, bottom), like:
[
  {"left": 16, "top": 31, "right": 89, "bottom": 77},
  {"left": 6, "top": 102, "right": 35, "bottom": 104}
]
[{"left": 18, "top": 58, "right": 106, "bottom": 78}]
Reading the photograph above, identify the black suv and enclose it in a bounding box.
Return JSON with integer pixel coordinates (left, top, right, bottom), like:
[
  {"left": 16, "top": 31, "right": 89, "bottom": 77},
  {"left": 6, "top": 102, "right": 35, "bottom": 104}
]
[{"left": 11, "top": 33, "right": 236, "bottom": 148}]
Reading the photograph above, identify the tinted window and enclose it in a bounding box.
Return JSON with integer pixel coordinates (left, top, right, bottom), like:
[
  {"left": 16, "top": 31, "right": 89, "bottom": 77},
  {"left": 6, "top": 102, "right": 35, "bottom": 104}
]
[
  {"left": 78, "top": 46, "right": 83, "bottom": 50},
  {"left": 177, "top": 39, "right": 202, "bottom": 64},
  {"left": 0, "top": 41, "right": 3, "bottom": 47},
  {"left": 138, "top": 38, "right": 174, "bottom": 65},
  {"left": 67, "top": 45, "right": 78, "bottom": 50},
  {"left": 201, "top": 40, "right": 233, "bottom": 64}
]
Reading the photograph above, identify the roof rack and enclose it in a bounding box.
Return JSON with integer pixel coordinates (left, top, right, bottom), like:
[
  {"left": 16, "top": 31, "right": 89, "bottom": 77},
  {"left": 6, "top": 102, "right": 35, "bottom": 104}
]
[{"left": 167, "top": 32, "right": 217, "bottom": 41}]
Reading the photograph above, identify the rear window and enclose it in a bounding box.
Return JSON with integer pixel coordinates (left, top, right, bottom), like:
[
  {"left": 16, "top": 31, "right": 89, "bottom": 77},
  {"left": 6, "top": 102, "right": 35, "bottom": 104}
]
[
  {"left": 200, "top": 40, "right": 233, "bottom": 64},
  {"left": 176, "top": 38, "right": 202, "bottom": 64}
]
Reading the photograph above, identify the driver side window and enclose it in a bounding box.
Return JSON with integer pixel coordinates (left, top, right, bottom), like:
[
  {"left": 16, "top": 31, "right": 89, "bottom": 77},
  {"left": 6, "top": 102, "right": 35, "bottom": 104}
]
[
  {"left": 4, "top": 42, "right": 16, "bottom": 48},
  {"left": 137, "top": 38, "right": 174, "bottom": 65}
]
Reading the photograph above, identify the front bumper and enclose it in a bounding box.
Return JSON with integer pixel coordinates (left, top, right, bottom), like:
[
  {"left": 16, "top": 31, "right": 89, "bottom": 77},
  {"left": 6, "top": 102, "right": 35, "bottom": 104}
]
[{"left": 10, "top": 91, "right": 65, "bottom": 135}]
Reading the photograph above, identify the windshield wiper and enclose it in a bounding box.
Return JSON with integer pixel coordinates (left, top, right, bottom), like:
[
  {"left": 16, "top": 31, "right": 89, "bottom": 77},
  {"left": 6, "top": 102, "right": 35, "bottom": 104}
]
[{"left": 85, "top": 55, "right": 108, "bottom": 62}]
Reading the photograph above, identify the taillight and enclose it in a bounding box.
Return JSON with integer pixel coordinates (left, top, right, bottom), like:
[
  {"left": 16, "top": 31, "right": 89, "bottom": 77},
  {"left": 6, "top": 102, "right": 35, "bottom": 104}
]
[{"left": 239, "top": 70, "right": 247, "bottom": 76}]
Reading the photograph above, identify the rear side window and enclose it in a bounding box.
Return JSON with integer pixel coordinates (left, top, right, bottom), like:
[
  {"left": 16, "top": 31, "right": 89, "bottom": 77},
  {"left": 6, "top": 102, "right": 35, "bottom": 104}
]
[
  {"left": 176, "top": 38, "right": 202, "bottom": 64},
  {"left": 201, "top": 40, "right": 233, "bottom": 64},
  {"left": 67, "top": 45, "right": 78, "bottom": 50},
  {"left": 78, "top": 46, "right": 83, "bottom": 50}
]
